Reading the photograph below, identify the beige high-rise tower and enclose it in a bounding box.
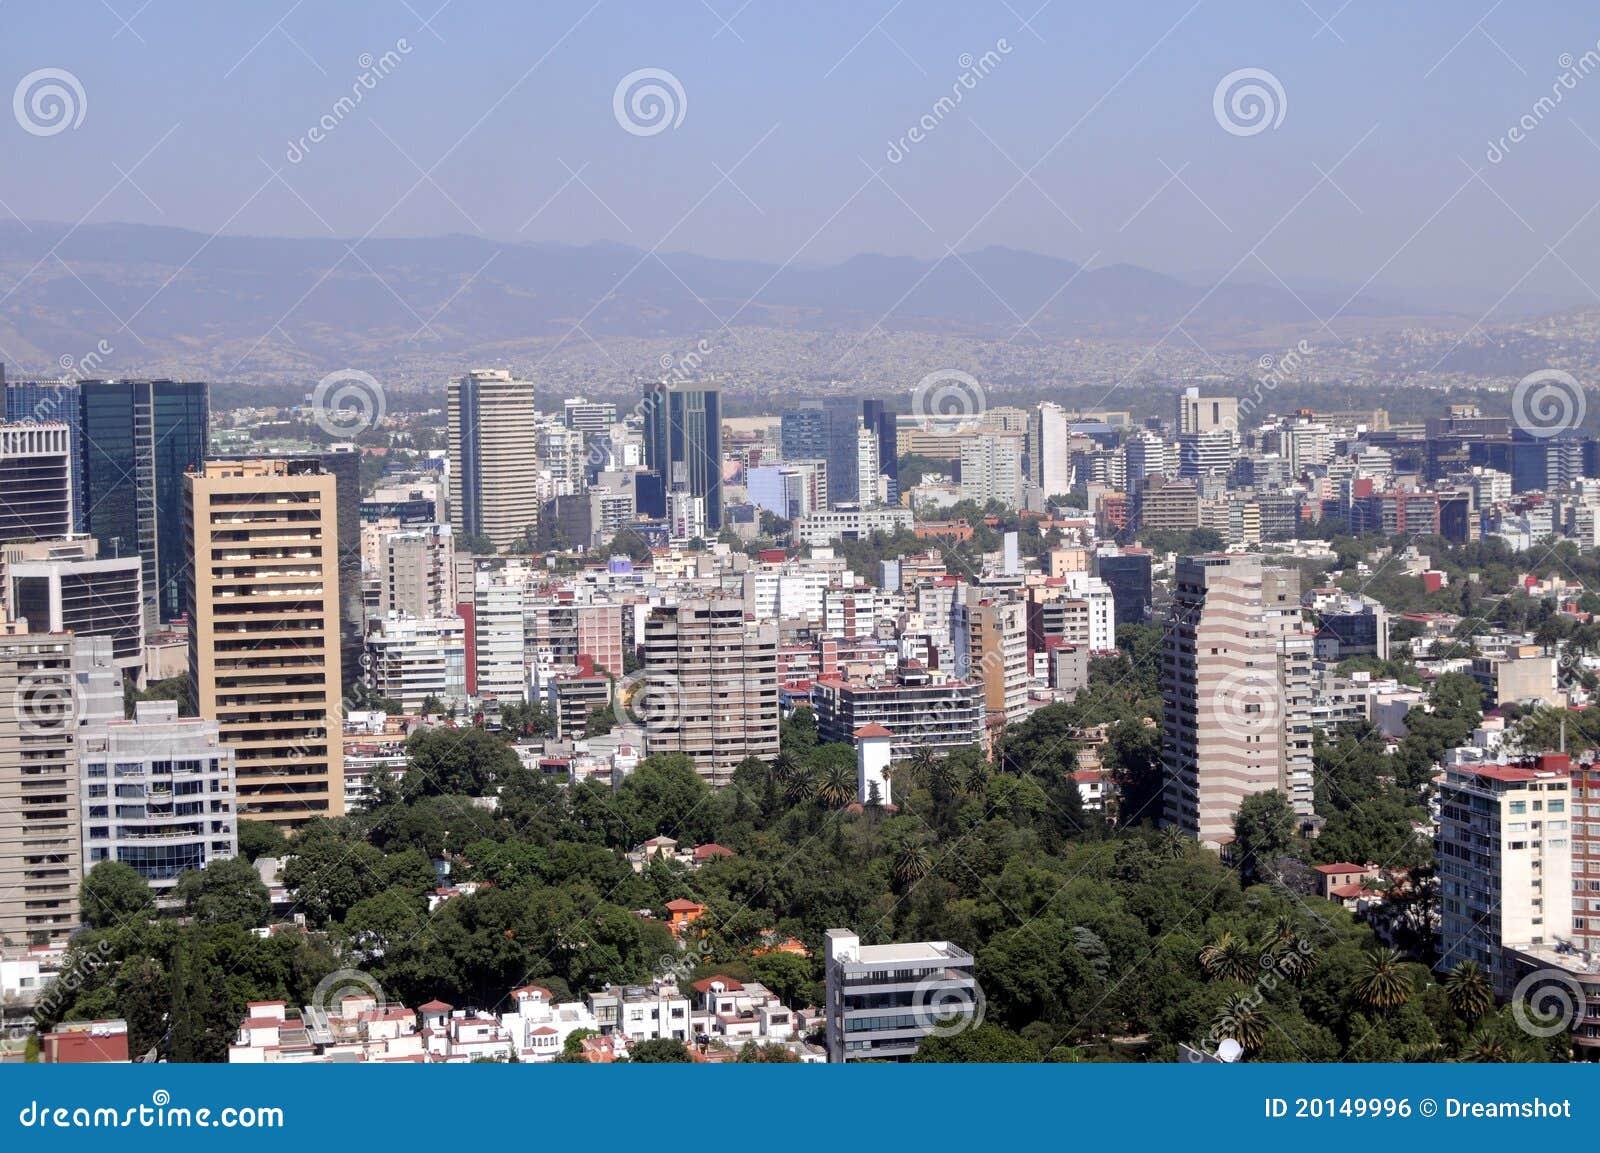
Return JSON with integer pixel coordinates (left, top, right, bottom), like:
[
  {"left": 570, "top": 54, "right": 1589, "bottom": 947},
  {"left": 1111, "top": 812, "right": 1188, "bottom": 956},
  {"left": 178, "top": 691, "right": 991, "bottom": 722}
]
[
  {"left": 0, "top": 628, "right": 79, "bottom": 944},
  {"left": 1161, "top": 554, "right": 1284, "bottom": 845},
  {"left": 186, "top": 459, "right": 344, "bottom": 826},
  {"left": 639, "top": 598, "right": 778, "bottom": 786},
  {"left": 448, "top": 369, "right": 540, "bottom": 552}
]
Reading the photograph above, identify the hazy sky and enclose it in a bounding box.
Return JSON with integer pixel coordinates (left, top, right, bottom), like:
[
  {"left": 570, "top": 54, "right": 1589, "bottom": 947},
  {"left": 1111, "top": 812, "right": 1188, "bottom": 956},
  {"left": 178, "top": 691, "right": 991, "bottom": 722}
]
[{"left": 6, "top": 1, "right": 1600, "bottom": 309}]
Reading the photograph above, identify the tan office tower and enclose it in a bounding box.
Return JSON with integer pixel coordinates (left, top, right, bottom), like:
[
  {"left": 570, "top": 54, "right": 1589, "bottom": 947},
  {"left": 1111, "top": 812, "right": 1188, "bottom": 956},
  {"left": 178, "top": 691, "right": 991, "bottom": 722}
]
[
  {"left": 186, "top": 459, "right": 343, "bottom": 826},
  {"left": 0, "top": 628, "right": 79, "bottom": 944},
  {"left": 1160, "top": 554, "right": 1284, "bottom": 845},
  {"left": 639, "top": 598, "right": 778, "bottom": 786},
  {"left": 447, "top": 370, "right": 540, "bottom": 552}
]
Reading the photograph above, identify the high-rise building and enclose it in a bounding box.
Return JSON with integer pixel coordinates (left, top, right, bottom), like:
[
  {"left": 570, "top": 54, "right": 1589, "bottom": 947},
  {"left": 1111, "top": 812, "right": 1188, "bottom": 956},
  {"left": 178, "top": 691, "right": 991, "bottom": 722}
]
[
  {"left": 645, "top": 384, "right": 723, "bottom": 532},
  {"left": 958, "top": 433, "right": 1023, "bottom": 510},
  {"left": 186, "top": 459, "right": 344, "bottom": 827},
  {"left": 0, "top": 424, "right": 75, "bottom": 546},
  {"left": 1092, "top": 547, "right": 1153, "bottom": 626},
  {"left": 640, "top": 598, "right": 778, "bottom": 785},
  {"left": 1176, "top": 388, "right": 1238, "bottom": 439},
  {"left": 4, "top": 537, "right": 143, "bottom": 674},
  {"left": 1161, "top": 554, "right": 1284, "bottom": 844},
  {"left": 5, "top": 382, "right": 83, "bottom": 531},
  {"left": 1437, "top": 756, "right": 1573, "bottom": 995},
  {"left": 1028, "top": 402, "right": 1071, "bottom": 498},
  {"left": 0, "top": 627, "right": 79, "bottom": 944},
  {"left": 780, "top": 399, "right": 857, "bottom": 509},
  {"left": 447, "top": 369, "right": 540, "bottom": 552},
  {"left": 78, "top": 379, "right": 208, "bottom": 625},
  {"left": 79, "top": 701, "right": 238, "bottom": 892},
  {"left": 855, "top": 425, "right": 881, "bottom": 506},
  {"left": 956, "top": 592, "right": 1029, "bottom": 723},
  {"left": 1177, "top": 430, "right": 1234, "bottom": 479},
  {"left": 861, "top": 399, "right": 899, "bottom": 505},
  {"left": 471, "top": 573, "right": 527, "bottom": 703},
  {"left": 378, "top": 524, "right": 457, "bottom": 620}
]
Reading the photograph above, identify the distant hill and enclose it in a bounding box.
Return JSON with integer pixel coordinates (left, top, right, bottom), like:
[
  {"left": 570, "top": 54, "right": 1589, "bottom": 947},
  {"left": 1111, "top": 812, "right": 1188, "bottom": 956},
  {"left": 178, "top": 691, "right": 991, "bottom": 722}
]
[{"left": 0, "top": 221, "right": 1434, "bottom": 384}]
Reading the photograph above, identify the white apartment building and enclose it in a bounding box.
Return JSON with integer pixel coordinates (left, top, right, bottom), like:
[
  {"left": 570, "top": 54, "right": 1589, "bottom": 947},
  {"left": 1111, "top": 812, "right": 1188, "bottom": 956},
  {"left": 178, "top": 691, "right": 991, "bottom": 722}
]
[
  {"left": 1029, "top": 402, "right": 1071, "bottom": 499},
  {"left": 959, "top": 432, "right": 1023, "bottom": 510},
  {"left": 80, "top": 701, "right": 238, "bottom": 891},
  {"left": 472, "top": 575, "right": 527, "bottom": 703},
  {"left": 364, "top": 614, "right": 467, "bottom": 711},
  {"left": 1438, "top": 757, "right": 1574, "bottom": 996},
  {"left": 377, "top": 524, "right": 457, "bottom": 620}
]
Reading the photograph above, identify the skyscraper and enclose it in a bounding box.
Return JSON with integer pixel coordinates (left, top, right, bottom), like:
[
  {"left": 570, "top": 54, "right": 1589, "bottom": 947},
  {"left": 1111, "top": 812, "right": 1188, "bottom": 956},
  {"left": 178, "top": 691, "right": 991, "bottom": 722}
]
[
  {"left": 781, "top": 399, "right": 857, "bottom": 509},
  {"left": 0, "top": 627, "right": 79, "bottom": 944},
  {"left": 1161, "top": 554, "right": 1284, "bottom": 844},
  {"left": 186, "top": 459, "right": 344, "bottom": 827},
  {"left": 78, "top": 379, "right": 209, "bottom": 625},
  {"left": 447, "top": 369, "right": 541, "bottom": 552},
  {"left": 1028, "top": 402, "right": 1071, "bottom": 498},
  {"left": 862, "top": 399, "right": 899, "bottom": 504},
  {"left": 643, "top": 383, "right": 723, "bottom": 531}
]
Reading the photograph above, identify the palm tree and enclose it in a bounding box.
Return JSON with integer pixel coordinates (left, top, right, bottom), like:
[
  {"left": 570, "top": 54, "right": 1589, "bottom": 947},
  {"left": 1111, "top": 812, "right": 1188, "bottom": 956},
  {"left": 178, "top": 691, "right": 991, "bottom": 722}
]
[
  {"left": 1352, "top": 947, "right": 1411, "bottom": 1014},
  {"left": 1445, "top": 960, "right": 1494, "bottom": 1021},
  {"left": 772, "top": 750, "right": 800, "bottom": 784},
  {"left": 1213, "top": 993, "right": 1268, "bottom": 1053},
  {"left": 910, "top": 746, "right": 939, "bottom": 788},
  {"left": 1465, "top": 1034, "right": 1509, "bottom": 1063},
  {"left": 1157, "top": 826, "right": 1189, "bottom": 859},
  {"left": 962, "top": 758, "right": 991, "bottom": 796},
  {"left": 1198, "top": 931, "right": 1258, "bottom": 983},
  {"left": 817, "top": 762, "right": 855, "bottom": 808},
  {"left": 782, "top": 767, "right": 819, "bottom": 806},
  {"left": 892, "top": 843, "right": 933, "bottom": 889}
]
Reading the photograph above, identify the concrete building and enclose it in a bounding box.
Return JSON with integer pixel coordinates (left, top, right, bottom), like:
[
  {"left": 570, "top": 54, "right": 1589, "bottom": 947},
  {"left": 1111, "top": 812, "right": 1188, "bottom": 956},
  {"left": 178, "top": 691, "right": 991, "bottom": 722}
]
[
  {"left": 957, "top": 593, "right": 1029, "bottom": 723},
  {"left": 824, "top": 929, "right": 978, "bottom": 1062},
  {"left": 793, "top": 505, "right": 913, "bottom": 546},
  {"left": 1028, "top": 402, "right": 1071, "bottom": 499},
  {"left": 1161, "top": 554, "right": 1285, "bottom": 845},
  {"left": 3, "top": 537, "right": 143, "bottom": 675},
  {"left": 186, "top": 459, "right": 344, "bottom": 827},
  {"left": 1437, "top": 757, "right": 1573, "bottom": 997},
  {"left": 0, "top": 629, "right": 79, "bottom": 944},
  {"left": 471, "top": 575, "right": 527, "bottom": 704},
  {"left": 1176, "top": 388, "right": 1239, "bottom": 439},
  {"left": 959, "top": 432, "right": 1023, "bottom": 510},
  {"left": 812, "top": 664, "right": 984, "bottom": 759},
  {"left": 79, "top": 701, "right": 237, "bottom": 891},
  {"left": 377, "top": 524, "right": 456, "bottom": 620},
  {"left": 0, "top": 423, "right": 75, "bottom": 548},
  {"left": 365, "top": 614, "right": 467, "bottom": 712},
  {"left": 640, "top": 598, "right": 779, "bottom": 785},
  {"left": 448, "top": 369, "right": 541, "bottom": 552}
]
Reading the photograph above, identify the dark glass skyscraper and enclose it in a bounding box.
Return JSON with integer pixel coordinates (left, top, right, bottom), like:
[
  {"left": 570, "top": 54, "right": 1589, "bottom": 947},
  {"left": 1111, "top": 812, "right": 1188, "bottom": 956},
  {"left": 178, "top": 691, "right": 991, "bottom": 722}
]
[
  {"left": 79, "top": 379, "right": 208, "bottom": 624},
  {"left": 780, "top": 398, "right": 858, "bottom": 508},
  {"left": 5, "top": 380, "right": 85, "bottom": 532},
  {"left": 862, "top": 398, "right": 899, "bottom": 505},
  {"left": 643, "top": 383, "right": 722, "bottom": 531}
]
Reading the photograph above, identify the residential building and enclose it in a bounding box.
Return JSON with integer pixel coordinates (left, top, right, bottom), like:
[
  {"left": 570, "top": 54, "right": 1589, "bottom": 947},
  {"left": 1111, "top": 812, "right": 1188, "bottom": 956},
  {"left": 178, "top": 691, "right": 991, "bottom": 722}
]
[
  {"left": 377, "top": 524, "right": 457, "bottom": 620},
  {"left": 0, "top": 629, "right": 79, "bottom": 944},
  {"left": 1161, "top": 554, "right": 1286, "bottom": 845},
  {"left": 640, "top": 598, "right": 779, "bottom": 785},
  {"left": 812, "top": 664, "right": 984, "bottom": 758},
  {"left": 186, "top": 459, "right": 344, "bottom": 826},
  {"left": 79, "top": 701, "right": 237, "bottom": 891},
  {"left": 959, "top": 432, "right": 1023, "bottom": 510},
  {"left": 365, "top": 614, "right": 467, "bottom": 712}
]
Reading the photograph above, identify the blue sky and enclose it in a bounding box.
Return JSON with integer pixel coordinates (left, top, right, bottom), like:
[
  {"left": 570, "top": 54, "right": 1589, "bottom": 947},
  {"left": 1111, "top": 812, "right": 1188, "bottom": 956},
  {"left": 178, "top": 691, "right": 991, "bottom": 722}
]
[{"left": 5, "top": 1, "right": 1600, "bottom": 308}]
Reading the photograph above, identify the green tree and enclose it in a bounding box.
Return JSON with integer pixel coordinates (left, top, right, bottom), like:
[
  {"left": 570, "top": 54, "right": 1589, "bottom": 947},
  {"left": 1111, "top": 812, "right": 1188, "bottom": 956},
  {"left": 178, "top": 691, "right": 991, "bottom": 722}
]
[
  {"left": 1232, "top": 790, "right": 1295, "bottom": 881},
  {"left": 172, "top": 856, "right": 272, "bottom": 928},
  {"left": 79, "top": 860, "right": 153, "bottom": 928},
  {"left": 628, "top": 1038, "right": 693, "bottom": 1062},
  {"left": 237, "top": 819, "right": 286, "bottom": 863}
]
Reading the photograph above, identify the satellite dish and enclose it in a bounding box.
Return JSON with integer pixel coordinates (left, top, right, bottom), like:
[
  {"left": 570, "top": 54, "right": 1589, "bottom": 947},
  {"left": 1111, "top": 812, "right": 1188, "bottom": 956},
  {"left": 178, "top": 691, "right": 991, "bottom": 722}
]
[{"left": 1217, "top": 1038, "right": 1244, "bottom": 1063}]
